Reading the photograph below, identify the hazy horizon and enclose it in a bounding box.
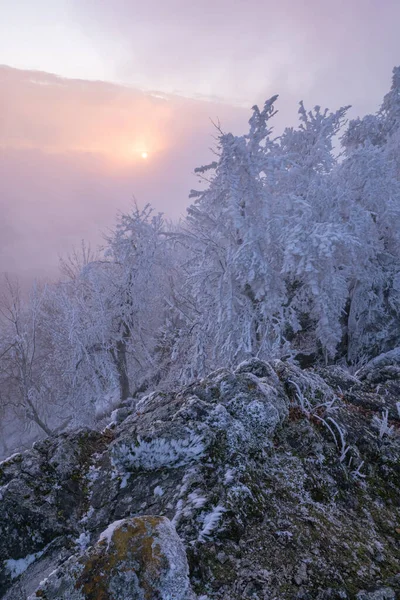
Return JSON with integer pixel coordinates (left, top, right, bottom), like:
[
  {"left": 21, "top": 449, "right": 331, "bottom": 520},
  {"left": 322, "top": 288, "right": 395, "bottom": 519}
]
[{"left": 1, "top": 65, "right": 250, "bottom": 281}]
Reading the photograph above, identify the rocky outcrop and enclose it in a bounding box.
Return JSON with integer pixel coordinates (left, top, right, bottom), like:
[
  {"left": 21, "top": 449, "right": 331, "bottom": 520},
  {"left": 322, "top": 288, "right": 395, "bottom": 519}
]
[
  {"left": 1, "top": 356, "right": 400, "bottom": 599},
  {"left": 28, "top": 516, "right": 194, "bottom": 600}
]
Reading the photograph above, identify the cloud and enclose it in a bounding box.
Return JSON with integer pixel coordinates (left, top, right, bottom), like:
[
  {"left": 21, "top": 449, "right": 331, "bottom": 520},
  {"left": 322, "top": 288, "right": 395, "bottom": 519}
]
[
  {"left": 0, "top": 66, "right": 249, "bottom": 280},
  {"left": 70, "top": 0, "right": 400, "bottom": 114}
]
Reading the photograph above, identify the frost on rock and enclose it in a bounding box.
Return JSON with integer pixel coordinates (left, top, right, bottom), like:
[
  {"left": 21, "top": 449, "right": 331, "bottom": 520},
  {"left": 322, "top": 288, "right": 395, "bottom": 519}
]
[
  {"left": 356, "top": 346, "right": 400, "bottom": 382},
  {"left": 74, "top": 532, "right": 91, "bottom": 554},
  {"left": 198, "top": 505, "right": 227, "bottom": 542},
  {"left": 356, "top": 589, "right": 396, "bottom": 600},
  {"left": 111, "top": 432, "right": 205, "bottom": 475},
  {"left": 4, "top": 550, "right": 44, "bottom": 579},
  {"left": 1, "top": 358, "right": 400, "bottom": 599},
  {"left": 154, "top": 485, "right": 164, "bottom": 496}
]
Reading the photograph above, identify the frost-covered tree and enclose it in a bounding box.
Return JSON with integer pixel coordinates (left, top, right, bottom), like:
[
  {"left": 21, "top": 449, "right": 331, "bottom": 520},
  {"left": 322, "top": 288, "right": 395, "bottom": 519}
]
[
  {"left": 276, "top": 102, "right": 356, "bottom": 361},
  {"left": 167, "top": 97, "right": 357, "bottom": 375},
  {"left": 380, "top": 66, "right": 400, "bottom": 138},
  {"left": 103, "top": 204, "right": 171, "bottom": 395},
  {"left": 0, "top": 276, "right": 65, "bottom": 439},
  {"left": 163, "top": 97, "right": 292, "bottom": 381},
  {"left": 338, "top": 72, "right": 400, "bottom": 363},
  {"left": 45, "top": 205, "right": 172, "bottom": 423},
  {"left": 165, "top": 69, "right": 400, "bottom": 374}
]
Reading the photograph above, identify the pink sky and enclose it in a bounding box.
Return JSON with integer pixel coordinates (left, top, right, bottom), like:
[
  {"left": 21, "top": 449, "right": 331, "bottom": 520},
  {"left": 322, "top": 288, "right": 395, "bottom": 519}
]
[
  {"left": 1, "top": 0, "right": 400, "bottom": 279},
  {"left": 0, "top": 66, "right": 248, "bottom": 279}
]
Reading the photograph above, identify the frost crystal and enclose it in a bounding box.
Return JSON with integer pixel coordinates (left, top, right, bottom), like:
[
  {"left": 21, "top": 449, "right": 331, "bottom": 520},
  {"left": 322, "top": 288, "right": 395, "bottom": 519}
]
[
  {"left": 198, "top": 505, "right": 226, "bottom": 542},
  {"left": 112, "top": 433, "right": 205, "bottom": 475}
]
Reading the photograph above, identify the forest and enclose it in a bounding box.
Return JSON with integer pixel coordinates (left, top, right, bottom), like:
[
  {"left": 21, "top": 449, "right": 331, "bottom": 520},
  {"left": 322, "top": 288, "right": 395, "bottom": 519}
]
[{"left": 1, "top": 67, "right": 400, "bottom": 456}]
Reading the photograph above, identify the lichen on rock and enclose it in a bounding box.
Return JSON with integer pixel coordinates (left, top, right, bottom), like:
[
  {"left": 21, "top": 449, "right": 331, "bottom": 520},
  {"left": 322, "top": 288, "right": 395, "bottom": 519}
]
[{"left": 29, "top": 516, "right": 195, "bottom": 600}]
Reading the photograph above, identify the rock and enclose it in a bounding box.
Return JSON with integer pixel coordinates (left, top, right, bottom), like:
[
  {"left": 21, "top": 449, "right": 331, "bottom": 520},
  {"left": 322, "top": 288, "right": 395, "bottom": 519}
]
[
  {"left": 1, "top": 358, "right": 400, "bottom": 599},
  {"left": 356, "top": 588, "right": 396, "bottom": 600},
  {"left": 0, "top": 429, "right": 108, "bottom": 597},
  {"left": 28, "top": 516, "right": 195, "bottom": 600},
  {"left": 294, "top": 561, "right": 308, "bottom": 586},
  {"left": 356, "top": 347, "right": 400, "bottom": 381}
]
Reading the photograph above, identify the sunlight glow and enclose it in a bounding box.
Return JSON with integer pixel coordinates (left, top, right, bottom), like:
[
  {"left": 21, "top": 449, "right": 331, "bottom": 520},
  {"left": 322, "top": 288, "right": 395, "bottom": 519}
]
[{"left": 141, "top": 152, "right": 148, "bottom": 159}]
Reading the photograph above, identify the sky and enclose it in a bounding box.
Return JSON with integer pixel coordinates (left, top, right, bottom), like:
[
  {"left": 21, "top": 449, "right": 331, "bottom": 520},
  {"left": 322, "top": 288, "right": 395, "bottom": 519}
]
[{"left": 1, "top": 0, "right": 400, "bottom": 280}]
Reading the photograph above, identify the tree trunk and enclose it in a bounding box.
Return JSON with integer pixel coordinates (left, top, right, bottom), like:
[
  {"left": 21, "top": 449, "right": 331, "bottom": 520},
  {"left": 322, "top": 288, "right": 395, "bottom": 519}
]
[{"left": 115, "top": 339, "right": 130, "bottom": 401}]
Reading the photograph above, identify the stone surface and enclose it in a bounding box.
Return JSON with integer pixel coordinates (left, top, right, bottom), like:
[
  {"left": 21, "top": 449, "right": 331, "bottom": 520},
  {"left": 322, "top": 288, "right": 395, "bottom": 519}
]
[
  {"left": 1, "top": 355, "right": 400, "bottom": 599},
  {"left": 28, "top": 516, "right": 195, "bottom": 600}
]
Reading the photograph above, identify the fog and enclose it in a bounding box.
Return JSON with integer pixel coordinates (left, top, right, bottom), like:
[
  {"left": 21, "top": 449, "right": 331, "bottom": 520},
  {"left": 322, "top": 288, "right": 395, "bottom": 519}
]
[{"left": 0, "top": 66, "right": 249, "bottom": 281}]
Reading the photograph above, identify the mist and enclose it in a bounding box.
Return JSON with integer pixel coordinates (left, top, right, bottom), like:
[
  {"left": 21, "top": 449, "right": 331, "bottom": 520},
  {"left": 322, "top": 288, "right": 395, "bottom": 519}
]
[{"left": 0, "top": 65, "right": 249, "bottom": 281}]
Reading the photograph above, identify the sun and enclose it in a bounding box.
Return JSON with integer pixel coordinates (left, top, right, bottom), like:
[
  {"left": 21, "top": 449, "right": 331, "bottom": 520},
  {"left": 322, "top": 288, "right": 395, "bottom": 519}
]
[{"left": 141, "top": 151, "right": 148, "bottom": 159}]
